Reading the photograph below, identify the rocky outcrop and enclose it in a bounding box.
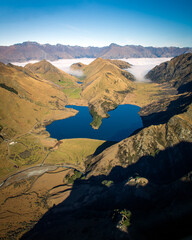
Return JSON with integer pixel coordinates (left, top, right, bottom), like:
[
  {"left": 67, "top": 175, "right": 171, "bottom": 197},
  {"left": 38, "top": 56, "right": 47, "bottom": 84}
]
[{"left": 146, "top": 53, "right": 192, "bottom": 93}]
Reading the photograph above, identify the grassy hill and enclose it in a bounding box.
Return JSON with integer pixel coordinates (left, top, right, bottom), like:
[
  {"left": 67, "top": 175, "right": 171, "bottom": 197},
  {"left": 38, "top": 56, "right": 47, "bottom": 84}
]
[
  {"left": 70, "top": 62, "right": 87, "bottom": 71},
  {"left": 68, "top": 58, "right": 172, "bottom": 129},
  {"left": 80, "top": 58, "right": 135, "bottom": 128},
  {"left": 0, "top": 62, "right": 78, "bottom": 178},
  {"left": 25, "top": 60, "right": 81, "bottom": 99}
]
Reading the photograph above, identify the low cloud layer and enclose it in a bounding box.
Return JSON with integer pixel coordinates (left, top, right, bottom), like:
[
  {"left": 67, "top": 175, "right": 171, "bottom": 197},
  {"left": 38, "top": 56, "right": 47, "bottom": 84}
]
[
  {"left": 49, "top": 58, "right": 94, "bottom": 77},
  {"left": 12, "top": 57, "right": 172, "bottom": 81},
  {"left": 122, "top": 58, "right": 172, "bottom": 82},
  {"left": 12, "top": 60, "right": 39, "bottom": 67},
  {"left": 12, "top": 58, "right": 95, "bottom": 77}
]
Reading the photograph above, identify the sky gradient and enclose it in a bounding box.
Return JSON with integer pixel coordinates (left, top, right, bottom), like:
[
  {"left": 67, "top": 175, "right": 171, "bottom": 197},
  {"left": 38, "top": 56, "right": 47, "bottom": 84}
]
[{"left": 0, "top": 0, "right": 192, "bottom": 47}]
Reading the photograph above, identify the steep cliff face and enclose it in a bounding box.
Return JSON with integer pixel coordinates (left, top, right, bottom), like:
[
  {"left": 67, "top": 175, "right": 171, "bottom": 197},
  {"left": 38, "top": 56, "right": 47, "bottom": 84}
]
[{"left": 146, "top": 53, "right": 192, "bottom": 93}]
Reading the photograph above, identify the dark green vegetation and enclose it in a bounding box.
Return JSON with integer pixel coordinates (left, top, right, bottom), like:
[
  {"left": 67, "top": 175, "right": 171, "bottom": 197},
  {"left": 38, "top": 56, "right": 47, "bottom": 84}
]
[
  {"left": 0, "top": 83, "right": 18, "bottom": 95},
  {"left": 64, "top": 170, "right": 83, "bottom": 184},
  {"left": 89, "top": 105, "right": 103, "bottom": 129}
]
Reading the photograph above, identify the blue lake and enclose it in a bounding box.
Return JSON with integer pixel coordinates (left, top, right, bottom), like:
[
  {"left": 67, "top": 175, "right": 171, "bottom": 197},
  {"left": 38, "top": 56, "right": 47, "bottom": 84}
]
[{"left": 46, "top": 105, "right": 143, "bottom": 142}]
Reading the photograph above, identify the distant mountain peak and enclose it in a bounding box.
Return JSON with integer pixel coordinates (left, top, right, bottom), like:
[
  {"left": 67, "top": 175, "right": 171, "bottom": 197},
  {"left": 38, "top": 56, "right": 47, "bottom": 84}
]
[
  {"left": 15, "top": 41, "right": 39, "bottom": 46},
  {"left": 109, "top": 43, "right": 120, "bottom": 47},
  {"left": 0, "top": 42, "right": 192, "bottom": 63}
]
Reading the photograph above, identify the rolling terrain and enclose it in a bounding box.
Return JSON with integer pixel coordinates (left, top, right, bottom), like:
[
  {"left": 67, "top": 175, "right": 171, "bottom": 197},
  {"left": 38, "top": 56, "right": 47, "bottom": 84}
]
[
  {"left": 0, "top": 54, "right": 191, "bottom": 239},
  {"left": 75, "top": 58, "right": 176, "bottom": 128},
  {"left": 25, "top": 60, "right": 81, "bottom": 99},
  {"left": 0, "top": 41, "right": 192, "bottom": 63},
  {"left": 21, "top": 53, "right": 192, "bottom": 240},
  {"left": 0, "top": 62, "right": 68, "bottom": 138},
  {"left": 0, "top": 61, "right": 88, "bottom": 180}
]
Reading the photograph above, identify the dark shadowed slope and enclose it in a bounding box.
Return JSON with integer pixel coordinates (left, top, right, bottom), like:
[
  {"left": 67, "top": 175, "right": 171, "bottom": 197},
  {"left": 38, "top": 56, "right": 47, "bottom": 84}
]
[{"left": 21, "top": 142, "right": 192, "bottom": 240}]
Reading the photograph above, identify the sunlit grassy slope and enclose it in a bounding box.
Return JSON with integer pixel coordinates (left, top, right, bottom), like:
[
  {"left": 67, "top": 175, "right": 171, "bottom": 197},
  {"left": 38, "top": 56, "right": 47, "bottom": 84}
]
[
  {"left": 25, "top": 60, "right": 82, "bottom": 99},
  {"left": 45, "top": 138, "right": 105, "bottom": 169}
]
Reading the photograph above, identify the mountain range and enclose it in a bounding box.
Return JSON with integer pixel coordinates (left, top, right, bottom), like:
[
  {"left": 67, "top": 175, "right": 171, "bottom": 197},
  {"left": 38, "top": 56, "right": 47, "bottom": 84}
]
[{"left": 0, "top": 41, "right": 192, "bottom": 63}]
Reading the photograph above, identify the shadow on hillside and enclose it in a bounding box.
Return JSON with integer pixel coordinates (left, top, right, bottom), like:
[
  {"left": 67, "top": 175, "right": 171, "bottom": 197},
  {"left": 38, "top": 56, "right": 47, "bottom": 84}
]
[
  {"left": 178, "top": 81, "right": 192, "bottom": 94},
  {"left": 141, "top": 93, "right": 192, "bottom": 127},
  {"left": 21, "top": 142, "right": 192, "bottom": 240},
  {"left": 93, "top": 141, "right": 117, "bottom": 155}
]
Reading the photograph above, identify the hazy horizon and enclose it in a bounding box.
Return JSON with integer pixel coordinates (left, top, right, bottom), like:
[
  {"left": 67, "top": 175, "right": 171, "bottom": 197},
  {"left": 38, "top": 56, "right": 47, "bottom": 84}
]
[{"left": 1, "top": 41, "right": 192, "bottom": 48}]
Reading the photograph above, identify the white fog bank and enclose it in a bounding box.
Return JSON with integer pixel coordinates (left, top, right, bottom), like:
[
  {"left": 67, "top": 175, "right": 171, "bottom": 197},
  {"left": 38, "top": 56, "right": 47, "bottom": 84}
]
[
  {"left": 49, "top": 58, "right": 95, "bottom": 76},
  {"left": 12, "top": 57, "right": 172, "bottom": 81},
  {"left": 122, "top": 58, "right": 172, "bottom": 82},
  {"left": 12, "top": 58, "right": 95, "bottom": 77}
]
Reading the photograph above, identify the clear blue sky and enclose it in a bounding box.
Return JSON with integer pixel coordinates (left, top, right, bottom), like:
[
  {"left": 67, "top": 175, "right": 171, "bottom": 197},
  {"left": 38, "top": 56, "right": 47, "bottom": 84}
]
[{"left": 0, "top": 0, "right": 192, "bottom": 47}]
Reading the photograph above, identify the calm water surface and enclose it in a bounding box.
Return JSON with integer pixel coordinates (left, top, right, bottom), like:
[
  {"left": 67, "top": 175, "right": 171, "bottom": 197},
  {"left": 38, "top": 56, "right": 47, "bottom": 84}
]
[{"left": 46, "top": 105, "right": 143, "bottom": 142}]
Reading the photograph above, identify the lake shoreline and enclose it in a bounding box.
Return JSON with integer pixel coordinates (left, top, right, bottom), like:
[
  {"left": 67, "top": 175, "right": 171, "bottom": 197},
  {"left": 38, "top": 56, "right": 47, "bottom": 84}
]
[{"left": 46, "top": 104, "right": 143, "bottom": 142}]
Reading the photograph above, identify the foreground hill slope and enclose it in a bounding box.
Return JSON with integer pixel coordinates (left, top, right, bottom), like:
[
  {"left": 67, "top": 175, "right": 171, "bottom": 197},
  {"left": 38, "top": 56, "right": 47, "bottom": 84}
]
[
  {"left": 0, "top": 62, "right": 77, "bottom": 177},
  {"left": 146, "top": 53, "right": 192, "bottom": 93},
  {"left": 0, "top": 63, "right": 67, "bottom": 105},
  {"left": 0, "top": 41, "right": 192, "bottom": 63}
]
